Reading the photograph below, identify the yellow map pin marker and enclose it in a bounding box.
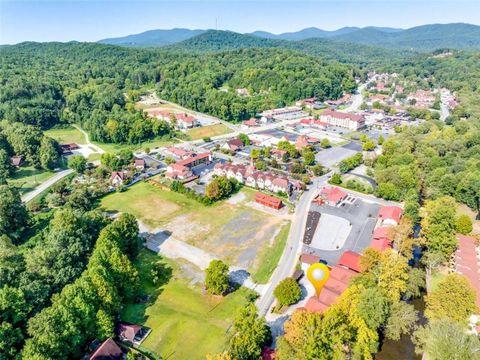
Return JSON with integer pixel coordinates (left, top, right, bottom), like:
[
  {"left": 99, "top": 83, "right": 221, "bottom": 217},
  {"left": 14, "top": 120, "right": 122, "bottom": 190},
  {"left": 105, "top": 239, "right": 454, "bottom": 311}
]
[{"left": 307, "top": 263, "right": 330, "bottom": 298}]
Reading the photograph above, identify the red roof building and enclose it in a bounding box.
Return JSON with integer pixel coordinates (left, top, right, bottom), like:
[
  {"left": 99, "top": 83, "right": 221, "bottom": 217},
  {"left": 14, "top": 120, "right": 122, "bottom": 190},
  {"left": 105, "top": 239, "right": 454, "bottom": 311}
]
[
  {"left": 244, "top": 118, "right": 258, "bottom": 127},
  {"left": 337, "top": 251, "right": 362, "bottom": 273},
  {"left": 454, "top": 235, "right": 480, "bottom": 308},
  {"left": 320, "top": 187, "right": 348, "bottom": 206},
  {"left": 378, "top": 206, "right": 403, "bottom": 225},
  {"left": 300, "top": 253, "right": 320, "bottom": 265},
  {"left": 89, "top": 338, "right": 125, "bottom": 360},
  {"left": 255, "top": 192, "right": 283, "bottom": 209},
  {"left": 304, "top": 296, "right": 330, "bottom": 313},
  {"left": 319, "top": 109, "right": 365, "bottom": 130}
]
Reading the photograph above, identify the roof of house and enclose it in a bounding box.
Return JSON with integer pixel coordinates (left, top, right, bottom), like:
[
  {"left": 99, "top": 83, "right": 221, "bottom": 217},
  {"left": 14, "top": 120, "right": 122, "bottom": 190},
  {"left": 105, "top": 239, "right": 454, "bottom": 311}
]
[
  {"left": 89, "top": 338, "right": 124, "bottom": 360},
  {"left": 176, "top": 151, "right": 210, "bottom": 167},
  {"left": 300, "top": 253, "right": 320, "bottom": 265},
  {"left": 337, "top": 251, "right": 362, "bottom": 273},
  {"left": 10, "top": 155, "right": 24, "bottom": 166},
  {"left": 455, "top": 234, "right": 480, "bottom": 307},
  {"left": 226, "top": 138, "right": 244, "bottom": 150},
  {"left": 321, "top": 109, "right": 364, "bottom": 122},
  {"left": 176, "top": 113, "right": 196, "bottom": 123},
  {"left": 320, "top": 187, "right": 347, "bottom": 204},
  {"left": 111, "top": 171, "right": 126, "bottom": 181},
  {"left": 134, "top": 159, "right": 145, "bottom": 166},
  {"left": 61, "top": 143, "right": 79, "bottom": 151},
  {"left": 118, "top": 323, "right": 142, "bottom": 342},
  {"left": 318, "top": 287, "right": 341, "bottom": 306},
  {"left": 255, "top": 192, "right": 282, "bottom": 207},
  {"left": 379, "top": 206, "right": 403, "bottom": 223},
  {"left": 244, "top": 118, "right": 258, "bottom": 126},
  {"left": 166, "top": 146, "right": 190, "bottom": 158},
  {"left": 329, "top": 265, "right": 357, "bottom": 283},
  {"left": 370, "top": 237, "right": 393, "bottom": 252},
  {"left": 304, "top": 296, "right": 330, "bottom": 314},
  {"left": 373, "top": 227, "right": 393, "bottom": 241}
]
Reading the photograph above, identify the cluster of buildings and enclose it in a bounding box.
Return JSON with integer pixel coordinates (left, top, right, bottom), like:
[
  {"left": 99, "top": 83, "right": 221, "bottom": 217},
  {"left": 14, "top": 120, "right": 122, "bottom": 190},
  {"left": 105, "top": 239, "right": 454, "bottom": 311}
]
[
  {"left": 299, "top": 250, "right": 362, "bottom": 313},
  {"left": 213, "top": 161, "right": 292, "bottom": 194},
  {"left": 370, "top": 205, "right": 403, "bottom": 251},
  {"left": 144, "top": 109, "right": 200, "bottom": 129},
  {"left": 165, "top": 147, "right": 212, "bottom": 180},
  {"left": 406, "top": 89, "right": 437, "bottom": 109},
  {"left": 295, "top": 97, "right": 325, "bottom": 110},
  {"left": 259, "top": 106, "right": 308, "bottom": 122},
  {"left": 453, "top": 234, "right": 480, "bottom": 309}
]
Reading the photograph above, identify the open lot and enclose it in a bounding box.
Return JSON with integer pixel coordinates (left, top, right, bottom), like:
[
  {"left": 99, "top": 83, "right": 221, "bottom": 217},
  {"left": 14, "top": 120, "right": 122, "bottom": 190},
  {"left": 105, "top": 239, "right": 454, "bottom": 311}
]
[
  {"left": 100, "top": 182, "right": 285, "bottom": 270},
  {"left": 122, "top": 249, "right": 255, "bottom": 360},
  {"left": 186, "top": 124, "right": 233, "bottom": 140},
  {"left": 44, "top": 126, "right": 86, "bottom": 144},
  {"left": 311, "top": 213, "right": 351, "bottom": 250}
]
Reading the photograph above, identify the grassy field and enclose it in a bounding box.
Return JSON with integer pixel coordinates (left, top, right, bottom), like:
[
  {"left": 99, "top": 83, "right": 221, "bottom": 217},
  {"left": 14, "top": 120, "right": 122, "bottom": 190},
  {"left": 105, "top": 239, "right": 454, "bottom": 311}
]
[
  {"left": 44, "top": 126, "right": 86, "bottom": 144},
  {"left": 93, "top": 138, "right": 176, "bottom": 154},
  {"left": 101, "top": 181, "right": 200, "bottom": 227},
  {"left": 250, "top": 221, "right": 291, "bottom": 284},
  {"left": 100, "top": 182, "right": 284, "bottom": 268},
  {"left": 186, "top": 124, "right": 233, "bottom": 140},
  {"left": 8, "top": 166, "right": 56, "bottom": 194},
  {"left": 122, "top": 250, "right": 255, "bottom": 360}
]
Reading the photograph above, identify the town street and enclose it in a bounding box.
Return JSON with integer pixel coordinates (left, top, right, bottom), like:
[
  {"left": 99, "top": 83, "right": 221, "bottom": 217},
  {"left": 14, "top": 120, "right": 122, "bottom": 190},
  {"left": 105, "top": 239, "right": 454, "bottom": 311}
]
[
  {"left": 21, "top": 168, "right": 74, "bottom": 203},
  {"left": 256, "top": 174, "right": 328, "bottom": 317}
]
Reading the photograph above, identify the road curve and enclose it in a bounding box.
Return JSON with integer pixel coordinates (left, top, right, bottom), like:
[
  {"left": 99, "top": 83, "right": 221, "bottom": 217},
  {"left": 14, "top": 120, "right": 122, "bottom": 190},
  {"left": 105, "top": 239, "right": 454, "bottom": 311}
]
[{"left": 21, "top": 168, "right": 74, "bottom": 203}]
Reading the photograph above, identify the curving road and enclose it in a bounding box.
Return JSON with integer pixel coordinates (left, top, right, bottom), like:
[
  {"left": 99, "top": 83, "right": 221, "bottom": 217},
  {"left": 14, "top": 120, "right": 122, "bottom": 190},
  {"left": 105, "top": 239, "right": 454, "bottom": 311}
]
[{"left": 21, "top": 168, "right": 73, "bottom": 203}]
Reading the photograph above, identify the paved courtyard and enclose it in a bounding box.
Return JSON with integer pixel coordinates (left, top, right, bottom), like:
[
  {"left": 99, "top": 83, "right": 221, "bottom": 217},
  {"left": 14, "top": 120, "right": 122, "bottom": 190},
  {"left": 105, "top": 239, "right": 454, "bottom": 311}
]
[
  {"left": 303, "top": 198, "right": 380, "bottom": 264},
  {"left": 315, "top": 142, "right": 359, "bottom": 168}
]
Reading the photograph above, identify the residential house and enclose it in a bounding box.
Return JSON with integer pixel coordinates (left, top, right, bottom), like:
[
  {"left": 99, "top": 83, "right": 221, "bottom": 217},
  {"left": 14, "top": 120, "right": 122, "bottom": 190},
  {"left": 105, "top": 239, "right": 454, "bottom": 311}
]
[
  {"left": 214, "top": 162, "right": 291, "bottom": 194},
  {"left": 10, "top": 155, "right": 24, "bottom": 167},
  {"left": 326, "top": 94, "right": 351, "bottom": 107},
  {"left": 133, "top": 159, "right": 146, "bottom": 171},
  {"left": 110, "top": 171, "right": 128, "bottom": 186},
  {"left": 89, "top": 338, "right": 125, "bottom": 360},
  {"left": 221, "top": 138, "right": 244, "bottom": 152},
  {"left": 175, "top": 113, "right": 199, "bottom": 129},
  {"left": 337, "top": 250, "right": 361, "bottom": 273},
  {"left": 166, "top": 151, "right": 211, "bottom": 180},
  {"left": 117, "top": 323, "right": 151, "bottom": 346},
  {"left": 319, "top": 109, "right": 365, "bottom": 130},
  {"left": 378, "top": 206, "right": 403, "bottom": 226},
  {"left": 61, "top": 143, "right": 80, "bottom": 154},
  {"left": 319, "top": 187, "right": 348, "bottom": 207},
  {"left": 243, "top": 118, "right": 258, "bottom": 127}
]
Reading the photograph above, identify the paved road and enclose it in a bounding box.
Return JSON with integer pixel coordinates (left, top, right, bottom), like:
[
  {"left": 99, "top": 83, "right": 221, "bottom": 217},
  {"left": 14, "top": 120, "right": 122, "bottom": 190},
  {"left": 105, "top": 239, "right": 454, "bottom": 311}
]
[
  {"left": 256, "top": 175, "right": 328, "bottom": 316},
  {"left": 342, "top": 84, "right": 365, "bottom": 113},
  {"left": 21, "top": 168, "right": 73, "bottom": 203}
]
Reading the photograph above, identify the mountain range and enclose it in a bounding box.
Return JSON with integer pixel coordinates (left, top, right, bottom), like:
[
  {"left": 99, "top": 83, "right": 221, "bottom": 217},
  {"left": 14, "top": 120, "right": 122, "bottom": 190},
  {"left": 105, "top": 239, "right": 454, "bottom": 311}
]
[{"left": 98, "top": 23, "right": 480, "bottom": 50}]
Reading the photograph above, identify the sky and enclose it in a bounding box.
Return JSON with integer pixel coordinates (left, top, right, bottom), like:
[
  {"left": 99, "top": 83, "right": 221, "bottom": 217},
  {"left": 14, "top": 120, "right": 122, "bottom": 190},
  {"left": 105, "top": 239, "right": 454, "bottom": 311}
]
[{"left": 1, "top": 0, "right": 480, "bottom": 44}]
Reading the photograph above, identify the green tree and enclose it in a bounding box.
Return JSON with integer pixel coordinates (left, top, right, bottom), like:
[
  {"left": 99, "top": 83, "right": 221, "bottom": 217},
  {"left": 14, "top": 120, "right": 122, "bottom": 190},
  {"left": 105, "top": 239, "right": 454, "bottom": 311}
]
[
  {"left": 320, "top": 138, "right": 331, "bottom": 148},
  {"left": 425, "top": 273, "right": 477, "bottom": 324},
  {"left": 362, "top": 140, "right": 376, "bottom": 151},
  {"left": 39, "top": 136, "right": 60, "bottom": 170},
  {"left": 0, "top": 149, "right": 13, "bottom": 183},
  {"left": 302, "top": 149, "right": 315, "bottom": 166},
  {"left": 356, "top": 287, "right": 390, "bottom": 331},
  {"left": 385, "top": 301, "right": 418, "bottom": 341},
  {"left": 413, "top": 318, "right": 480, "bottom": 360},
  {"left": 0, "top": 185, "right": 29, "bottom": 240},
  {"left": 312, "top": 164, "right": 325, "bottom": 176},
  {"left": 205, "top": 260, "right": 229, "bottom": 295},
  {"left": 274, "top": 278, "right": 301, "bottom": 307},
  {"left": 227, "top": 303, "right": 271, "bottom": 360},
  {"left": 330, "top": 173, "right": 342, "bottom": 185},
  {"left": 238, "top": 133, "right": 250, "bottom": 146},
  {"left": 68, "top": 155, "right": 87, "bottom": 174},
  {"left": 456, "top": 214, "right": 473, "bottom": 235}
]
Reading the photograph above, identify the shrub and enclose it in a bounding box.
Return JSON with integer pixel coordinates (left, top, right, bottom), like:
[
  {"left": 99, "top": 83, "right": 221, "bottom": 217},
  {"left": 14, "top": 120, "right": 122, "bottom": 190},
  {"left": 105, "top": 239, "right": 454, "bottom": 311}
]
[{"left": 274, "top": 278, "right": 301, "bottom": 307}]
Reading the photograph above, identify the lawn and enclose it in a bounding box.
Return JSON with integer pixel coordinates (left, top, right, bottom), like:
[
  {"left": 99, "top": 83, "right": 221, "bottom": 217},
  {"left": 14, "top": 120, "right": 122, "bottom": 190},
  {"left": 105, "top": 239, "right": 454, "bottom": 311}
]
[
  {"left": 44, "top": 126, "right": 86, "bottom": 144},
  {"left": 250, "top": 221, "right": 291, "bottom": 283},
  {"left": 100, "top": 182, "right": 200, "bottom": 228},
  {"left": 122, "top": 250, "right": 255, "bottom": 360},
  {"left": 186, "top": 124, "right": 233, "bottom": 140},
  {"left": 100, "top": 182, "right": 284, "bottom": 268},
  {"left": 93, "top": 138, "right": 176, "bottom": 154},
  {"left": 8, "top": 166, "right": 56, "bottom": 194}
]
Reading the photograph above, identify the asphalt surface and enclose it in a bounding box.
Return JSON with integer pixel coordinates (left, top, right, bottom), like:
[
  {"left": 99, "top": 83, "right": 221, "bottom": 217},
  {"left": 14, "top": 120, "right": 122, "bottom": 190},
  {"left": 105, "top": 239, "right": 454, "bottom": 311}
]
[
  {"left": 303, "top": 199, "right": 380, "bottom": 265},
  {"left": 21, "top": 168, "right": 74, "bottom": 203}
]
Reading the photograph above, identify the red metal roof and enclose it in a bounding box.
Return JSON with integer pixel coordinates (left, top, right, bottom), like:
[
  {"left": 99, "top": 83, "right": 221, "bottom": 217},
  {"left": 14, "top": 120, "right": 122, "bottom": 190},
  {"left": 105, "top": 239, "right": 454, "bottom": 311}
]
[
  {"left": 337, "top": 250, "right": 362, "bottom": 273},
  {"left": 373, "top": 227, "right": 393, "bottom": 241},
  {"left": 370, "top": 238, "right": 393, "bottom": 251},
  {"left": 379, "top": 206, "right": 403, "bottom": 223},
  {"left": 300, "top": 253, "right": 320, "bottom": 265},
  {"left": 329, "top": 265, "right": 357, "bottom": 283},
  {"left": 320, "top": 187, "right": 347, "bottom": 204},
  {"left": 304, "top": 296, "right": 330, "bottom": 314}
]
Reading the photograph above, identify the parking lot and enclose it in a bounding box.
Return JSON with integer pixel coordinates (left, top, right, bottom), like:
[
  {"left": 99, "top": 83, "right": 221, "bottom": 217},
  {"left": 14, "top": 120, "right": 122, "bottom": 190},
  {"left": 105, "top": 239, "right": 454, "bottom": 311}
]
[
  {"left": 315, "top": 142, "right": 359, "bottom": 168},
  {"left": 303, "top": 198, "right": 380, "bottom": 265}
]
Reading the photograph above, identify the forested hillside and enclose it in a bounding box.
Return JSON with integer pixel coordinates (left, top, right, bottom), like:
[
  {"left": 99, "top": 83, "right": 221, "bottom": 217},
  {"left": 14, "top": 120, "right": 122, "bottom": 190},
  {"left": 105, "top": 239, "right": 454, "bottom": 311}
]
[{"left": 0, "top": 42, "right": 357, "bottom": 133}]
